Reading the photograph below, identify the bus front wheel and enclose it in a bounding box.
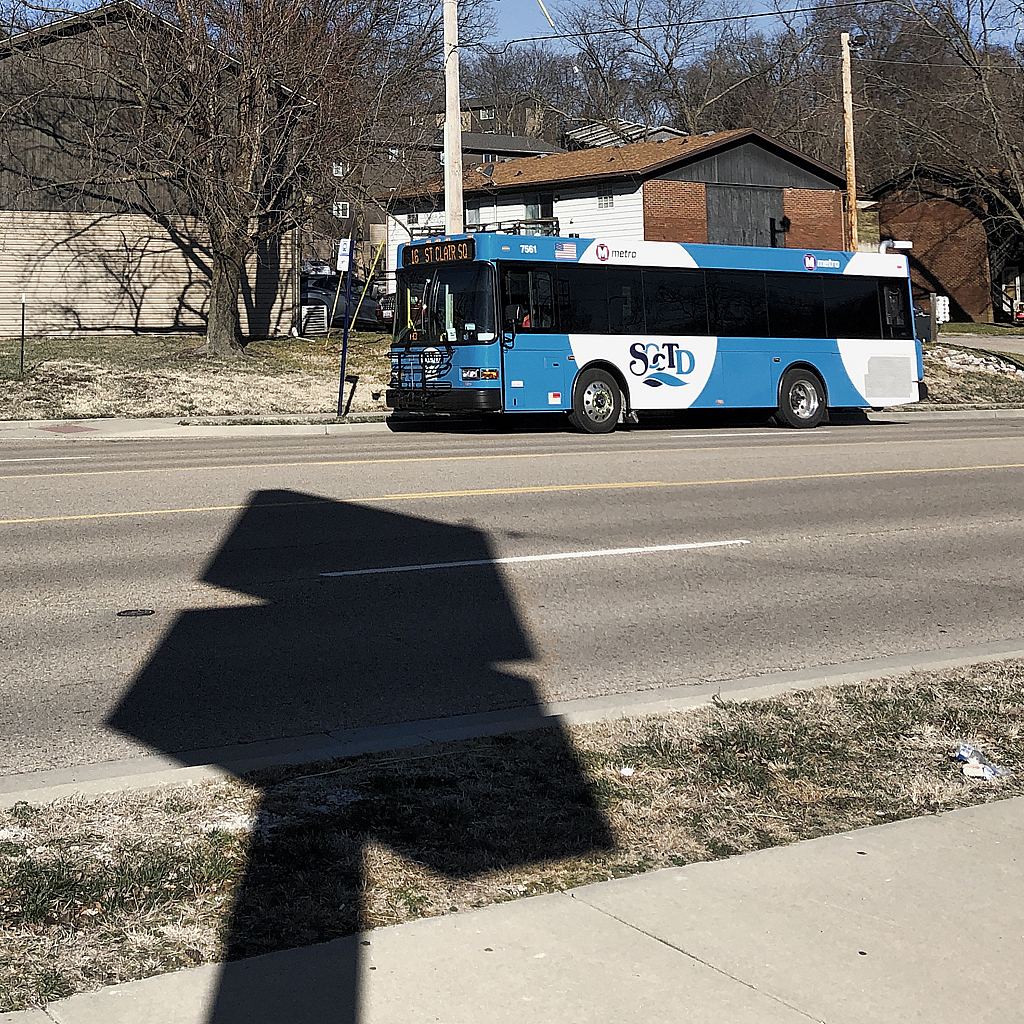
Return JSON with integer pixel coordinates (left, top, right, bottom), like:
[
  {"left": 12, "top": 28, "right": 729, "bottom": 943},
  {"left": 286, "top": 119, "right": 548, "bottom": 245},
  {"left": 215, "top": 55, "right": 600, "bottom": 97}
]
[
  {"left": 569, "top": 368, "right": 621, "bottom": 433},
  {"left": 776, "top": 368, "right": 826, "bottom": 428}
]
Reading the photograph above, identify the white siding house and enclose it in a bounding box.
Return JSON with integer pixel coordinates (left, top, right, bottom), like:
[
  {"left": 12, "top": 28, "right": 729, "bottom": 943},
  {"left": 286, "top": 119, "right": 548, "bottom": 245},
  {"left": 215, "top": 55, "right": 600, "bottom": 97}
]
[
  {"left": 552, "top": 183, "right": 644, "bottom": 241},
  {"left": 383, "top": 130, "right": 848, "bottom": 281}
]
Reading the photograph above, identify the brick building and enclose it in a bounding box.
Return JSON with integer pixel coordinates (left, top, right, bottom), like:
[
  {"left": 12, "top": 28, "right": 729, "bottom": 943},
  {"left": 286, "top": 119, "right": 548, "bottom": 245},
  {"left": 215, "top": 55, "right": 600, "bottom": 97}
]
[
  {"left": 386, "top": 129, "right": 848, "bottom": 278},
  {"left": 875, "top": 173, "right": 1024, "bottom": 323}
]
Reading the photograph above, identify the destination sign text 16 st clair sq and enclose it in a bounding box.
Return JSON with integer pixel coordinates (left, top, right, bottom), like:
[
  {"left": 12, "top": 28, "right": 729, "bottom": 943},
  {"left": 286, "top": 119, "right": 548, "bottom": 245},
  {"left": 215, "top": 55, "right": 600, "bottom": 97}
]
[{"left": 402, "top": 239, "right": 476, "bottom": 268}]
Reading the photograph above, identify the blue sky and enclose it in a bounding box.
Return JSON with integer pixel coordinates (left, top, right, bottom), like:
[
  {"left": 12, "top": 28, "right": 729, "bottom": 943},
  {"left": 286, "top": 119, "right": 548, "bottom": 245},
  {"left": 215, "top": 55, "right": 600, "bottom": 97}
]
[
  {"left": 487, "top": 0, "right": 563, "bottom": 45},
  {"left": 485, "top": 0, "right": 782, "bottom": 48}
]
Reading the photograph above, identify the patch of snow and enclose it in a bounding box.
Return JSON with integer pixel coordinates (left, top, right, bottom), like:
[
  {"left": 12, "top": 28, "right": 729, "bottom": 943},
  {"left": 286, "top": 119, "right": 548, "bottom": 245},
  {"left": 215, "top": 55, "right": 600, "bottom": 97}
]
[{"left": 929, "top": 346, "right": 1024, "bottom": 379}]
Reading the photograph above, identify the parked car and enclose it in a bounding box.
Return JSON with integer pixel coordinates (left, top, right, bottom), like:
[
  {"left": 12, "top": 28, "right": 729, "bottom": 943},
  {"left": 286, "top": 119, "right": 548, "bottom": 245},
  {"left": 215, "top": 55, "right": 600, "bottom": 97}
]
[
  {"left": 300, "top": 275, "right": 379, "bottom": 330},
  {"left": 376, "top": 292, "right": 396, "bottom": 328}
]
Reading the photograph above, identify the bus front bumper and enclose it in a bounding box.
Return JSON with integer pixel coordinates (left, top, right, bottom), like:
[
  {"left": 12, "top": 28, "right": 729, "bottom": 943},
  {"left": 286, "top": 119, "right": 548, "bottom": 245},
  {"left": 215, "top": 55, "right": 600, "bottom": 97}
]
[{"left": 386, "top": 388, "right": 502, "bottom": 412}]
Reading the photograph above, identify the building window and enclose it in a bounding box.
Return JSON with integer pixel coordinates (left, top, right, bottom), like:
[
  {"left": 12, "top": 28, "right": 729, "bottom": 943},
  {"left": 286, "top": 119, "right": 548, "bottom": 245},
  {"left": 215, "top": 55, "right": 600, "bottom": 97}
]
[
  {"left": 480, "top": 152, "right": 499, "bottom": 163},
  {"left": 479, "top": 106, "right": 496, "bottom": 120},
  {"left": 597, "top": 191, "right": 614, "bottom": 209},
  {"left": 332, "top": 201, "right": 350, "bottom": 219},
  {"left": 407, "top": 211, "right": 419, "bottom": 226},
  {"left": 332, "top": 162, "right": 349, "bottom": 178},
  {"left": 388, "top": 147, "right": 404, "bottom": 162}
]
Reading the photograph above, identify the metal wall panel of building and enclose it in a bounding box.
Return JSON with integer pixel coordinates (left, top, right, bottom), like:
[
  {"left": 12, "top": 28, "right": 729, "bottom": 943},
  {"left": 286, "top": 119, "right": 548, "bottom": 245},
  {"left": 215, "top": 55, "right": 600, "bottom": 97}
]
[{"left": 0, "top": 212, "right": 293, "bottom": 337}]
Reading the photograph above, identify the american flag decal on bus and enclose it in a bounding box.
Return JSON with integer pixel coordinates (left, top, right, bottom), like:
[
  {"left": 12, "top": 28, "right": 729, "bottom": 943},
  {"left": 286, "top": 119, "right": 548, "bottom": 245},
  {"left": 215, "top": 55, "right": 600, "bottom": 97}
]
[{"left": 554, "top": 242, "right": 577, "bottom": 260}]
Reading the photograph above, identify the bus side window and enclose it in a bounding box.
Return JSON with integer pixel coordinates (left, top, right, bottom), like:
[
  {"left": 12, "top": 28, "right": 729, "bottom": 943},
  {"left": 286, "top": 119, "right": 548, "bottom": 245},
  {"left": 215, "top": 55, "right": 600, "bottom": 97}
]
[
  {"left": 642, "top": 269, "right": 708, "bottom": 335},
  {"left": 560, "top": 265, "right": 607, "bottom": 333},
  {"left": 706, "top": 270, "right": 769, "bottom": 337},
  {"left": 823, "top": 277, "right": 882, "bottom": 339},
  {"left": 503, "top": 268, "right": 554, "bottom": 330},
  {"left": 529, "top": 270, "right": 555, "bottom": 330},
  {"left": 608, "top": 269, "right": 645, "bottom": 334},
  {"left": 766, "top": 273, "right": 826, "bottom": 338},
  {"left": 882, "top": 284, "right": 911, "bottom": 339},
  {"left": 504, "top": 270, "right": 531, "bottom": 327}
]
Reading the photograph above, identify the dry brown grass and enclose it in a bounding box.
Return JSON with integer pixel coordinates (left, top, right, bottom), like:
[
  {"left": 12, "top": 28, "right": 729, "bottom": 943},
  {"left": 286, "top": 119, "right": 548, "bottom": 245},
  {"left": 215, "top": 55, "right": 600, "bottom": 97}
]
[
  {"left": 0, "top": 332, "right": 393, "bottom": 420},
  {"left": 2, "top": 661, "right": 1022, "bottom": 1010},
  {"left": 2, "top": 335, "right": 1024, "bottom": 421}
]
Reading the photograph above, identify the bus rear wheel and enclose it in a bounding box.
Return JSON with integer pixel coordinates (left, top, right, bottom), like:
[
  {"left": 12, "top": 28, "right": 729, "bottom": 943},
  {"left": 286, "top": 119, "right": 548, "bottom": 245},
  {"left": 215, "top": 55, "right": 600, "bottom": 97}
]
[
  {"left": 569, "top": 368, "right": 621, "bottom": 433},
  {"left": 776, "top": 368, "right": 826, "bottom": 428}
]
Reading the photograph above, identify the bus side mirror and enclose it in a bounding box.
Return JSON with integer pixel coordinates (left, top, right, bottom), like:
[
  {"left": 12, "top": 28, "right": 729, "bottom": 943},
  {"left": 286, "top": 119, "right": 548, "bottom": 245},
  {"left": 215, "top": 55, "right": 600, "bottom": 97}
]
[{"left": 504, "top": 303, "right": 525, "bottom": 333}]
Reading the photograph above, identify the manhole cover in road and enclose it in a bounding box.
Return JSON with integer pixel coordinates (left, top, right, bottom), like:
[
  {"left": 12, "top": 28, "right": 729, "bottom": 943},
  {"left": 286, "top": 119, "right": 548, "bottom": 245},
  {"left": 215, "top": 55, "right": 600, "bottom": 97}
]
[
  {"left": 117, "top": 609, "right": 156, "bottom": 617},
  {"left": 38, "top": 423, "right": 98, "bottom": 433}
]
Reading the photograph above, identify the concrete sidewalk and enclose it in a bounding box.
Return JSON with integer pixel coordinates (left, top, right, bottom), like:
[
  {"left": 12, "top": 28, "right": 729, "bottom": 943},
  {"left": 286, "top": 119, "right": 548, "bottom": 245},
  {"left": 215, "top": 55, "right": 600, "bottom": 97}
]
[
  {"left": 941, "top": 332, "right": 1024, "bottom": 358},
  {"left": 5, "top": 795, "right": 1020, "bottom": 1024}
]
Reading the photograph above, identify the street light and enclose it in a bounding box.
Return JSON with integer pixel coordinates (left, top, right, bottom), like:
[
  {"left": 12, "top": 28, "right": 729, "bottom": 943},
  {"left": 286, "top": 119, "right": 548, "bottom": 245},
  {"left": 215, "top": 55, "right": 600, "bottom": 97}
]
[{"left": 841, "top": 32, "right": 867, "bottom": 251}]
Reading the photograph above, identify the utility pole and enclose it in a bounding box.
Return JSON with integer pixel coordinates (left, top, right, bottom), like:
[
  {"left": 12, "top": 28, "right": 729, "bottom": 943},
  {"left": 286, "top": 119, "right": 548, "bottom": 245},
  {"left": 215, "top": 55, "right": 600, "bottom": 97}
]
[
  {"left": 443, "top": 0, "right": 464, "bottom": 234},
  {"left": 841, "top": 31, "right": 858, "bottom": 252}
]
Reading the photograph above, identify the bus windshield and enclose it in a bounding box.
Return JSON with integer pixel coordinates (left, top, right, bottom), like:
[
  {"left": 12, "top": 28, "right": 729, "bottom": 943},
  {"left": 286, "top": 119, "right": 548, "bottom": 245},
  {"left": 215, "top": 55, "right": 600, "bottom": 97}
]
[{"left": 396, "top": 264, "right": 496, "bottom": 345}]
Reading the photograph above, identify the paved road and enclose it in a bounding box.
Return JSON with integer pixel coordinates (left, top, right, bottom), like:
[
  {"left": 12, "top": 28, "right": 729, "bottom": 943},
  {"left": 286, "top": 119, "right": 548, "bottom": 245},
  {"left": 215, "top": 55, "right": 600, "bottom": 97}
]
[{"left": 2, "top": 415, "right": 1024, "bottom": 775}]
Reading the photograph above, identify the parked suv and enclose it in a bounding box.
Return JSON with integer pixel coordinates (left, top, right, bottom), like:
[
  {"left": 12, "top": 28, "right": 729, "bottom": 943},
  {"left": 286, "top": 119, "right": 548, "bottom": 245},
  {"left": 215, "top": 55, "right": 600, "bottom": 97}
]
[{"left": 300, "top": 274, "right": 379, "bottom": 329}]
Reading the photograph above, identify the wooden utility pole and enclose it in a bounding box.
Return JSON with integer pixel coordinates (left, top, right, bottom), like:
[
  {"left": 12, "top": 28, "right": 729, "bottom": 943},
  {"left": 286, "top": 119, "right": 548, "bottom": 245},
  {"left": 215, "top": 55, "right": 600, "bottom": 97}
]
[
  {"left": 443, "top": 0, "right": 464, "bottom": 234},
  {"left": 841, "top": 31, "right": 858, "bottom": 251}
]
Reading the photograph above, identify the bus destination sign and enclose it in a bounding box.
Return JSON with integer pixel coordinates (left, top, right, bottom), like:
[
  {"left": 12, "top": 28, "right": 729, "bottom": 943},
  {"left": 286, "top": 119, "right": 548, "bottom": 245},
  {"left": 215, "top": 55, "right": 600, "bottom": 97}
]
[{"left": 402, "top": 238, "right": 475, "bottom": 268}]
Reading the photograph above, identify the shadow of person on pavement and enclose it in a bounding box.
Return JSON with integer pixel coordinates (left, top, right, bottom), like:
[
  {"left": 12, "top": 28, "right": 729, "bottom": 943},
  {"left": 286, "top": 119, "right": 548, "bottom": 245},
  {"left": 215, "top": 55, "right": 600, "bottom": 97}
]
[{"left": 107, "top": 490, "right": 613, "bottom": 1023}]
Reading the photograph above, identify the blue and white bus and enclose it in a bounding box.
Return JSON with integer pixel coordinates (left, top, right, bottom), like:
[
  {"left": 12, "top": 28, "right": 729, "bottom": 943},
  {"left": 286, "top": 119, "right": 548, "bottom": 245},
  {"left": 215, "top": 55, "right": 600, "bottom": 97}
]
[{"left": 386, "top": 233, "right": 923, "bottom": 433}]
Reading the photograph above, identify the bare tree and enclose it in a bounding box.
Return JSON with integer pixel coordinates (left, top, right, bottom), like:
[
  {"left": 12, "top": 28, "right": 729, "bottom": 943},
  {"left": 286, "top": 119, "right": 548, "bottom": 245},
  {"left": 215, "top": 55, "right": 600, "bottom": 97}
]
[
  {"left": 1, "top": 0, "right": 452, "bottom": 355},
  {"left": 557, "top": 0, "right": 800, "bottom": 133}
]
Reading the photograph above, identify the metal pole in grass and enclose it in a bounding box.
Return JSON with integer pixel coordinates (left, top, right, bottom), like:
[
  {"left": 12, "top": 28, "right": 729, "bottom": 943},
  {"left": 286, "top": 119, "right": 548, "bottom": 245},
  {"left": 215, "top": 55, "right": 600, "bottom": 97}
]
[
  {"left": 20, "top": 293, "right": 26, "bottom": 378},
  {"left": 336, "top": 257, "right": 354, "bottom": 417}
]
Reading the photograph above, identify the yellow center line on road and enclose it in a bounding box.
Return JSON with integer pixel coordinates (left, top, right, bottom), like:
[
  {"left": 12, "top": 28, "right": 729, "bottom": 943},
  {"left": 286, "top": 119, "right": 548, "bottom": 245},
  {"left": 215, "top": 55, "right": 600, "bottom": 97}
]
[
  {"left": 3, "top": 461, "right": 1024, "bottom": 526},
  {"left": 1, "top": 433, "right": 1023, "bottom": 481}
]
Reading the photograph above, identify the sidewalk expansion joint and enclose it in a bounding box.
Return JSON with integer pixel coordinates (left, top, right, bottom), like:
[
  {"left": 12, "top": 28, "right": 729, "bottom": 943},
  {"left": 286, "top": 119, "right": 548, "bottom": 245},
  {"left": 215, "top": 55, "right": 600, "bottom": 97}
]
[{"left": 566, "top": 893, "right": 822, "bottom": 1022}]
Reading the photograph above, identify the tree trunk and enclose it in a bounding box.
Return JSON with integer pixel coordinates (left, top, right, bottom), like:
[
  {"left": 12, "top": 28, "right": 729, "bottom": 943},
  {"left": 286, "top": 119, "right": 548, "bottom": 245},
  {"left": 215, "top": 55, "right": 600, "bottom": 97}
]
[{"left": 205, "top": 251, "right": 245, "bottom": 357}]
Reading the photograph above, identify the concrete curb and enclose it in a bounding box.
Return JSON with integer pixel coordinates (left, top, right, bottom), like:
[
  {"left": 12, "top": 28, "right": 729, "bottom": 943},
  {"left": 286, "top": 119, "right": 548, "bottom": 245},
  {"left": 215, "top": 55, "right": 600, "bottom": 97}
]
[
  {"left": 1, "top": 405, "right": 1024, "bottom": 441},
  {"left": 3, "top": 637, "right": 1022, "bottom": 809}
]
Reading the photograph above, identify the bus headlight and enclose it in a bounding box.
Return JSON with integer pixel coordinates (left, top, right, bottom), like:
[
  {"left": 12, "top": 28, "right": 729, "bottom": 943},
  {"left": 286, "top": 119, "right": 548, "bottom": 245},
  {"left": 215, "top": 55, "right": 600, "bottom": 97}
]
[{"left": 461, "top": 367, "right": 481, "bottom": 380}]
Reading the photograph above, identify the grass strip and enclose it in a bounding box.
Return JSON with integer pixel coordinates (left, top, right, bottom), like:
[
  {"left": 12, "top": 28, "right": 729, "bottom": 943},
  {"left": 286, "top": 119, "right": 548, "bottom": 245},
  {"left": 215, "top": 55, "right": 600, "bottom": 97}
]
[
  {"left": 3, "top": 335, "right": 1024, "bottom": 419},
  {"left": 1, "top": 661, "right": 1022, "bottom": 1010}
]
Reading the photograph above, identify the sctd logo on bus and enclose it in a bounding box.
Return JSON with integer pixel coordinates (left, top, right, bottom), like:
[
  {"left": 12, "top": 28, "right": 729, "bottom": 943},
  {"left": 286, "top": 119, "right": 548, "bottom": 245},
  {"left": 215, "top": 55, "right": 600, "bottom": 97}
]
[{"left": 629, "top": 341, "right": 696, "bottom": 388}]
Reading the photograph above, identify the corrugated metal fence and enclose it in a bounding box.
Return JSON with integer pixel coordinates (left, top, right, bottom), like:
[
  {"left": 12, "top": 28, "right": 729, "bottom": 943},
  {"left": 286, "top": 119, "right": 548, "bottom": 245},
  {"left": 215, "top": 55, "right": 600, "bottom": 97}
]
[{"left": 0, "top": 211, "right": 294, "bottom": 337}]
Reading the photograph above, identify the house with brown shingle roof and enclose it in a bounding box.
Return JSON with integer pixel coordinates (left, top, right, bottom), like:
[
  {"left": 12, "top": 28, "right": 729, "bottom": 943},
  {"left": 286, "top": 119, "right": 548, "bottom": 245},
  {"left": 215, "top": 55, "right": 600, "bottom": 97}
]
[{"left": 385, "top": 129, "right": 848, "bottom": 280}]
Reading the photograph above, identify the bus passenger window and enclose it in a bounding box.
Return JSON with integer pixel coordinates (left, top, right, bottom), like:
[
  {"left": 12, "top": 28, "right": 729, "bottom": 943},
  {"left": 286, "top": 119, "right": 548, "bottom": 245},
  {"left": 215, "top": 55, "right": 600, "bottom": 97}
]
[
  {"left": 882, "top": 284, "right": 911, "bottom": 339},
  {"left": 642, "top": 269, "right": 708, "bottom": 335},
  {"left": 823, "top": 277, "right": 882, "bottom": 338},
  {"left": 706, "top": 270, "right": 769, "bottom": 337},
  {"left": 503, "top": 269, "right": 554, "bottom": 330},
  {"left": 608, "top": 269, "right": 644, "bottom": 334},
  {"left": 529, "top": 271, "right": 555, "bottom": 329},
  {"left": 766, "top": 274, "right": 826, "bottom": 338},
  {"left": 560, "top": 266, "right": 608, "bottom": 333}
]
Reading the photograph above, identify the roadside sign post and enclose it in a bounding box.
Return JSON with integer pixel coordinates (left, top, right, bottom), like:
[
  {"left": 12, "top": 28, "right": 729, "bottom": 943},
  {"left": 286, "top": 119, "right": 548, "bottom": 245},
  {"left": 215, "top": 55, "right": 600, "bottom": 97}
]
[{"left": 337, "top": 239, "right": 354, "bottom": 417}]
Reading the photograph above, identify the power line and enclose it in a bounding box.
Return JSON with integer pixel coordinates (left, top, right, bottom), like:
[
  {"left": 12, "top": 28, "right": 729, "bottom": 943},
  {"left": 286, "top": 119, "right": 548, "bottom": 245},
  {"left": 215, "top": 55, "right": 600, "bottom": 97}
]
[
  {"left": 808, "top": 50, "right": 1024, "bottom": 69},
  {"left": 470, "top": 0, "right": 898, "bottom": 54}
]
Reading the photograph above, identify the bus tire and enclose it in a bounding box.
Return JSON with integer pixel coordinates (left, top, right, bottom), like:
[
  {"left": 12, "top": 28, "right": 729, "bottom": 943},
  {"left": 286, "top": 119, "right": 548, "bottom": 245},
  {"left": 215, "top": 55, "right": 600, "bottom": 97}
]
[
  {"left": 776, "top": 368, "right": 826, "bottom": 428},
  {"left": 569, "top": 368, "right": 621, "bottom": 433}
]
